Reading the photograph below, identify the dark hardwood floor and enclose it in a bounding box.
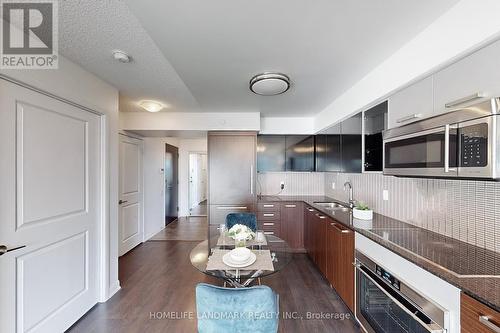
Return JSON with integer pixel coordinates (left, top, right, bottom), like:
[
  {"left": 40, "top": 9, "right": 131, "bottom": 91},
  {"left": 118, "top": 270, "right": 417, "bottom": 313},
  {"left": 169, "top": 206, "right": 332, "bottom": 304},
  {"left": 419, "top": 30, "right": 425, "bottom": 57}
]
[
  {"left": 68, "top": 226, "right": 360, "bottom": 332},
  {"left": 150, "top": 216, "right": 208, "bottom": 241}
]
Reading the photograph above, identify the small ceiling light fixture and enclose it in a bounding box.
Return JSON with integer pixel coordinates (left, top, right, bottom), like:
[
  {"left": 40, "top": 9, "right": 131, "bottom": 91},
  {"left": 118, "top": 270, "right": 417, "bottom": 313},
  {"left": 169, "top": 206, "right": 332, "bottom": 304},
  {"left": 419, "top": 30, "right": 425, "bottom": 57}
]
[
  {"left": 112, "top": 50, "right": 132, "bottom": 63},
  {"left": 250, "top": 72, "right": 290, "bottom": 96},
  {"left": 139, "top": 100, "right": 164, "bottom": 112}
]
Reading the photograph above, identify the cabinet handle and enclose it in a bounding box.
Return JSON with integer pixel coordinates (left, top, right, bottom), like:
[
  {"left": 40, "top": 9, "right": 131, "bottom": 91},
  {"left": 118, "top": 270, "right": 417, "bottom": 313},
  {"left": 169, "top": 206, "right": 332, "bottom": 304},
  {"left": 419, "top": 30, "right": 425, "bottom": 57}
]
[
  {"left": 285, "top": 204, "right": 296, "bottom": 208},
  {"left": 445, "top": 92, "right": 486, "bottom": 108},
  {"left": 264, "top": 231, "right": 274, "bottom": 235},
  {"left": 263, "top": 222, "right": 274, "bottom": 226},
  {"left": 315, "top": 213, "right": 326, "bottom": 219},
  {"left": 263, "top": 204, "right": 274, "bottom": 208},
  {"left": 479, "top": 315, "right": 500, "bottom": 333},
  {"left": 217, "top": 206, "right": 248, "bottom": 210},
  {"left": 307, "top": 208, "right": 315, "bottom": 212},
  {"left": 331, "top": 223, "right": 350, "bottom": 233},
  {"left": 263, "top": 213, "right": 275, "bottom": 217},
  {"left": 396, "top": 113, "right": 422, "bottom": 124}
]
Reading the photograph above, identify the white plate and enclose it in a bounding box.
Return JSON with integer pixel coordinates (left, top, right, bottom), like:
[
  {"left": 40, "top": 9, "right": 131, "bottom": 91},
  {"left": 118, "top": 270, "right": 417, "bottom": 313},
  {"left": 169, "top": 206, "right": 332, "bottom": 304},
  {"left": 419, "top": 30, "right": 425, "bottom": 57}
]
[{"left": 222, "top": 252, "right": 256, "bottom": 268}]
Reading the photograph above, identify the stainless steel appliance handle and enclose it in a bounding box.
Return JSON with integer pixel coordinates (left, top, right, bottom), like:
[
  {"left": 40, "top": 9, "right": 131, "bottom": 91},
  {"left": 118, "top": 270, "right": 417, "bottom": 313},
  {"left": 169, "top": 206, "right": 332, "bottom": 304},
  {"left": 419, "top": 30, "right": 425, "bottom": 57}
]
[
  {"left": 445, "top": 92, "right": 485, "bottom": 108},
  {"left": 216, "top": 206, "right": 248, "bottom": 210},
  {"left": 444, "top": 124, "right": 457, "bottom": 173},
  {"left": 479, "top": 315, "right": 500, "bottom": 333},
  {"left": 354, "top": 263, "right": 445, "bottom": 333},
  {"left": 396, "top": 113, "right": 422, "bottom": 124}
]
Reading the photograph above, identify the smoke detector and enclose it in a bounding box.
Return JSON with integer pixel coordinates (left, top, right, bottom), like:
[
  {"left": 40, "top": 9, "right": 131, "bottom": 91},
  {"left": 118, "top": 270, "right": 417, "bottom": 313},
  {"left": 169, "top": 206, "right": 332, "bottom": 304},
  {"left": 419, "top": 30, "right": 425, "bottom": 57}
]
[{"left": 112, "top": 50, "right": 132, "bottom": 63}]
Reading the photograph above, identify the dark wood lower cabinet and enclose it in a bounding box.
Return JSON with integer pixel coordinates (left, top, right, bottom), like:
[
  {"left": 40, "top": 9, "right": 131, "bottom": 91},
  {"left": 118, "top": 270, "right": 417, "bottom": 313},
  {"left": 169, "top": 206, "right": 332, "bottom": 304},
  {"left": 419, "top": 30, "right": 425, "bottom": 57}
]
[
  {"left": 280, "top": 202, "right": 304, "bottom": 250},
  {"left": 461, "top": 293, "right": 500, "bottom": 333},
  {"left": 326, "top": 222, "right": 354, "bottom": 312},
  {"left": 304, "top": 205, "right": 355, "bottom": 313}
]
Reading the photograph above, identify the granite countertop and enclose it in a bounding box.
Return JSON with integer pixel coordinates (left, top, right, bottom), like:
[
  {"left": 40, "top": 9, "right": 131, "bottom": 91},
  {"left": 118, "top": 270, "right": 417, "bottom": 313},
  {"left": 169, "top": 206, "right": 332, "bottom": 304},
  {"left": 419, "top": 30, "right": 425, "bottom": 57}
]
[{"left": 258, "top": 195, "right": 500, "bottom": 312}]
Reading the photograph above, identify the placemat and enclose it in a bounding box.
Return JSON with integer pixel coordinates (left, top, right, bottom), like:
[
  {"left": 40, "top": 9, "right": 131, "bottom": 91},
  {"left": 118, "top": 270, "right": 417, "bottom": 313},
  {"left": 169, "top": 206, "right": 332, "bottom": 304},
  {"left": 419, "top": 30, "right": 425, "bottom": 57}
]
[{"left": 206, "top": 249, "right": 275, "bottom": 272}]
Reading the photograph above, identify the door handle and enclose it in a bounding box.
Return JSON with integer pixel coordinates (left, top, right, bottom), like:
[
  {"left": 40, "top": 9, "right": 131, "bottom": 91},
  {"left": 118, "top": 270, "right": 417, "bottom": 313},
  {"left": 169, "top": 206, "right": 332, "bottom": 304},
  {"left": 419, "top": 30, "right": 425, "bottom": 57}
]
[
  {"left": 118, "top": 200, "right": 128, "bottom": 205},
  {"left": 331, "top": 223, "right": 350, "bottom": 233},
  {"left": 0, "top": 245, "right": 26, "bottom": 256}
]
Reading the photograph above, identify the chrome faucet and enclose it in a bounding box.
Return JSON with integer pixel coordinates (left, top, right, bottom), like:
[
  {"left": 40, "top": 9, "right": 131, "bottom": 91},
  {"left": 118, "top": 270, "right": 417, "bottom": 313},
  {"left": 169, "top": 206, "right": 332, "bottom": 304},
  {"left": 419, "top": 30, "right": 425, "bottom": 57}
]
[{"left": 344, "top": 181, "right": 355, "bottom": 208}]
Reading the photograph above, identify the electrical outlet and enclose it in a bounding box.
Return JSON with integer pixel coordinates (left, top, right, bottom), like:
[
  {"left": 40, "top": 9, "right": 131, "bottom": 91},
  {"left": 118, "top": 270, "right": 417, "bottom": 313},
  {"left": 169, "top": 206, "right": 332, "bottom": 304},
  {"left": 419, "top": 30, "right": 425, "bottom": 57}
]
[
  {"left": 280, "top": 181, "right": 285, "bottom": 190},
  {"left": 383, "top": 190, "right": 389, "bottom": 201},
  {"left": 331, "top": 182, "right": 335, "bottom": 190}
]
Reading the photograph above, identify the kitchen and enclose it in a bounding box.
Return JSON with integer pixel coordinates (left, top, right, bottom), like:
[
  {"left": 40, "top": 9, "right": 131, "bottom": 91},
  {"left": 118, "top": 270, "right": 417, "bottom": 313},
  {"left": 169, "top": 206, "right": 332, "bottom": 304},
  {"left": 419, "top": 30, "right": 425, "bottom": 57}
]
[
  {"left": 1, "top": 1, "right": 499, "bottom": 333},
  {"left": 202, "top": 38, "right": 500, "bottom": 333}
]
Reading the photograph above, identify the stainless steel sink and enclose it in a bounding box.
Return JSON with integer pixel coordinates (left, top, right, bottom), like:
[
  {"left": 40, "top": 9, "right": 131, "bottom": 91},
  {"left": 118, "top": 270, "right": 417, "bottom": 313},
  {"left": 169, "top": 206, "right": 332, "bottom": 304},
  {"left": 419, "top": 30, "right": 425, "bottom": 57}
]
[{"left": 313, "top": 202, "right": 348, "bottom": 210}]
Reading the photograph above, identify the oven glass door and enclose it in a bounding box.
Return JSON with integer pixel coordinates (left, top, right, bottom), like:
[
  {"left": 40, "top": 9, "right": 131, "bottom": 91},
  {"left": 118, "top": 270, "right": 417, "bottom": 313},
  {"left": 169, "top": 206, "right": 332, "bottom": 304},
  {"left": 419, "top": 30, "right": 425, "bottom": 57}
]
[
  {"left": 384, "top": 127, "right": 457, "bottom": 176},
  {"left": 357, "top": 266, "right": 443, "bottom": 333}
]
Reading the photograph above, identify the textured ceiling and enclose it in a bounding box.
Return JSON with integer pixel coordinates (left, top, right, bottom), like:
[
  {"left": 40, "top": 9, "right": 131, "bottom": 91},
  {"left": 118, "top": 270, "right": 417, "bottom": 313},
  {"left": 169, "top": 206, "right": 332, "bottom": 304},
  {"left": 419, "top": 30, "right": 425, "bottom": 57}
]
[
  {"left": 58, "top": 0, "right": 198, "bottom": 113},
  {"left": 59, "top": 0, "right": 460, "bottom": 116}
]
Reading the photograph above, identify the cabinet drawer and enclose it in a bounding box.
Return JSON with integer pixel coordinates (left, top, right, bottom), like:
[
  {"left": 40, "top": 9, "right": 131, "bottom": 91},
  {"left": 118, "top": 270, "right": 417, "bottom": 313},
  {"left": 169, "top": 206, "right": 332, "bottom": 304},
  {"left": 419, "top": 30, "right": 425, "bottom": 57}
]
[
  {"left": 257, "top": 202, "right": 280, "bottom": 212},
  {"left": 461, "top": 293, "right": 500, "bottom": 333},
  {"left": 259, "top": 221, "right": 281, "bottom": 236},
  {"left": 257, "top": 210, "right": 280, "bottom": 221}
]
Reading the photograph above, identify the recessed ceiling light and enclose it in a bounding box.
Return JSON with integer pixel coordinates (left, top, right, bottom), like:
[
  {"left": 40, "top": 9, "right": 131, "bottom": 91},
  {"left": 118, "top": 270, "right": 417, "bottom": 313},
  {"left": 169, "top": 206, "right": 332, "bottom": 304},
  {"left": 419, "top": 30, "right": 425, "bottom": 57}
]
[
  {"left": 112, "top": 50, "right": 132, "bottom": 63},
  {"left": 250, "top": 73, "right": 290, "bottom": 96},
  {"left": 139, "top": 100, "right": 164, "bottom": 112}
]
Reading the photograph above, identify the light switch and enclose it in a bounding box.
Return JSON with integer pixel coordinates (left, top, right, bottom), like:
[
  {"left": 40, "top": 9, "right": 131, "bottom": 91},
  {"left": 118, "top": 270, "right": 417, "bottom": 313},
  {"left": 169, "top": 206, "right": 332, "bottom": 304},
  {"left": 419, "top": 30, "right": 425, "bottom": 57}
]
[{"left": 383, "top": 190, "right": 389, "bottom": 201}]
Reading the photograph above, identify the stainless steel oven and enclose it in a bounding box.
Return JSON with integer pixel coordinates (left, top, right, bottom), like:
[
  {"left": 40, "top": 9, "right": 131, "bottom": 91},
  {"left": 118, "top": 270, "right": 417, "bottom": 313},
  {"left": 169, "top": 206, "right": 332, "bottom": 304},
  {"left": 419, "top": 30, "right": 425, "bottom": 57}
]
[
  {"left": 383, "top": 98, "right": 500, "bottom": 179},
  {"left": 355, "top": 252, "right": 447, "bottom": 333}
]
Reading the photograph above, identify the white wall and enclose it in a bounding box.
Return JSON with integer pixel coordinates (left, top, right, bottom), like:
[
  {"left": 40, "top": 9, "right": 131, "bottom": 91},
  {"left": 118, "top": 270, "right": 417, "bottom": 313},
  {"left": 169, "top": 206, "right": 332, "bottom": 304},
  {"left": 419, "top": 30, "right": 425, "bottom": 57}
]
[
  {"left": 260, "top": 117, "right": 314, "bottom": 134},
  {"left": 142, "top": 137, "right": 207, "bottom": 240},
  {"left": 314, "top": 0, "right": 500, "bottom": 132},
  {"left": 120, "top": 111, "right": 260, "bottom": 131},
  {"left": 0, "top": 56, "right": 120, "bottom": 300}
]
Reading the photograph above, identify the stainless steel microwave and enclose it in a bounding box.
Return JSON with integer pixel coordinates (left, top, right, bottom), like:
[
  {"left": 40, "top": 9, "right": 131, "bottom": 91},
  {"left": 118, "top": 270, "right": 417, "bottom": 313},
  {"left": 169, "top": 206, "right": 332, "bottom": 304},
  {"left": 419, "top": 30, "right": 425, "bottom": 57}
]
[{"left": 383, "top": 98, "right": 500, "bottom": 179}]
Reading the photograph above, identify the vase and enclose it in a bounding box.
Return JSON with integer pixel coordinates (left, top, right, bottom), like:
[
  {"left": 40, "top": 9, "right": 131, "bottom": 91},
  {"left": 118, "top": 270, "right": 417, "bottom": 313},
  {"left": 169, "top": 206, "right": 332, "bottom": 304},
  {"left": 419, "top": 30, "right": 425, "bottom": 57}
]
[{"left": 235, "top": 238, "right": 246, "bottom": 248}]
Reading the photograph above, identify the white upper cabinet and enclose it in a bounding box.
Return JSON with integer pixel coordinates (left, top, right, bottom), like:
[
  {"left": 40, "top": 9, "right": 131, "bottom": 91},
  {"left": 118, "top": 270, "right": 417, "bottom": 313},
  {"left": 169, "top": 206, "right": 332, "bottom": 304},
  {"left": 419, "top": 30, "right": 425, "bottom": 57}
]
[
  {"left": 433, "top": 39, "right": 500, "bottom": 113},
  {"left": 388, "top": 76, "right": 433, "bottom": 129}
]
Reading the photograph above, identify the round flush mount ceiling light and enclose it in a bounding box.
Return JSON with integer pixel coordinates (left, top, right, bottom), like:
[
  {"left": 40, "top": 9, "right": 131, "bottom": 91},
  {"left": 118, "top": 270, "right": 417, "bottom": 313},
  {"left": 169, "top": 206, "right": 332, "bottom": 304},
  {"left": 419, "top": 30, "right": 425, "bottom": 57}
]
[
  {"left": 249, "top": 73, "right": 290, "bottom": 96},
  {"left": 112, "top": 50, "right": 132, "bottom": 63},
  {"left": 139, "top": 100, "right": 164, "bottom": 112}
]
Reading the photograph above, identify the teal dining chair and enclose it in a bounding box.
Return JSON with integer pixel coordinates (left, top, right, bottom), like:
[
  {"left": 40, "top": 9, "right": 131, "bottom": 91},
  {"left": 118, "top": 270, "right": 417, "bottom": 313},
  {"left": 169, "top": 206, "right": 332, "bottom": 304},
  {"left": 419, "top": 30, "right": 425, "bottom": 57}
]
[
  {"left": 225, "top": 212, "right": 257, "bottom": 232},
  {"left": 195, "top": 283, "right": 279, "bottom": 333}
]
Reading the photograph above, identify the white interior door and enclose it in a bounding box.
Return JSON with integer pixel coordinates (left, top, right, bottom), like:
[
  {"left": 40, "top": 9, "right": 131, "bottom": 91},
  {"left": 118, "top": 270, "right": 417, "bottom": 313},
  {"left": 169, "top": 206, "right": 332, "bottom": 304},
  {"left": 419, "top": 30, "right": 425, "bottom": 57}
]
[
  {"left": 189, "top": 153, "right": 199, "bottom": 210},
  {"left": 0, "top": 79, "right": 101, "bottom": 333},
  {"left": 118, "top": 134, "right": 143, "bottom": 256}
]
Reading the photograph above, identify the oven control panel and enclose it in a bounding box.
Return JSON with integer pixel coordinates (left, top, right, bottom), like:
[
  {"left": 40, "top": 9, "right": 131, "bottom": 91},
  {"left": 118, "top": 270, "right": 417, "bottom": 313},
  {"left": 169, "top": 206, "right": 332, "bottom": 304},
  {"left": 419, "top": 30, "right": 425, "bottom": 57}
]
[
  {"left": 376, "top": 265, "right": 401, "bottom": 291},
  {"left": 460, "top": 123, "right": 488, "bottom": 167}
]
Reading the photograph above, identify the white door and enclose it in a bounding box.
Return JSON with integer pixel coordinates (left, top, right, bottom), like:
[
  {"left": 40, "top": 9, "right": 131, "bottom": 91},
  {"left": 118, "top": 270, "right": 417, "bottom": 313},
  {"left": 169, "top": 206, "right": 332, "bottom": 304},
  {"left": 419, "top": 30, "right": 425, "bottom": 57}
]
[
  {"left": 0, "top": 79, "right": 101, "bottom": 332},
  {"left": 118, "top": 134, "right": 143, "bottom": 256},
  {"left": 189, "top": 153, "right": 199, "bottom": 210}
]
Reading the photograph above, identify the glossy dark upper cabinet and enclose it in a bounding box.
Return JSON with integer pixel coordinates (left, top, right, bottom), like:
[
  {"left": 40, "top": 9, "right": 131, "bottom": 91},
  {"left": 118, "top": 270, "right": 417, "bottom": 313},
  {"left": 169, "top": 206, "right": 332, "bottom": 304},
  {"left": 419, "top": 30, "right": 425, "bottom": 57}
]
[
  {"left": 341, "top": 113, "right": 362, "bottom": 173},
  {"left": 364, "top": 101, "right": 388, "bottom": 172},
  {"left": 315, "top": 134, "right": 327, "bottom": 172},
  {"left": 257, "top": 135, "right": 286, "bottom": 172},
  {"left": 285, "top": 135, "right": 315, "bottom": 171},
  {"left": 325, "top": 124, "right": 342, "bottom": 172}
]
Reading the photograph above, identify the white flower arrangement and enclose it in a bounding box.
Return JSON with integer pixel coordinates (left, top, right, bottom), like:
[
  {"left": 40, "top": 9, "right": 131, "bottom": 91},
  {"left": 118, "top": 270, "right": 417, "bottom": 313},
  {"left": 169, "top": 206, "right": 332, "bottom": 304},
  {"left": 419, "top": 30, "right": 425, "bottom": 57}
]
[{"left": 227, "top": 224, "right": 255, "bottom": 241}]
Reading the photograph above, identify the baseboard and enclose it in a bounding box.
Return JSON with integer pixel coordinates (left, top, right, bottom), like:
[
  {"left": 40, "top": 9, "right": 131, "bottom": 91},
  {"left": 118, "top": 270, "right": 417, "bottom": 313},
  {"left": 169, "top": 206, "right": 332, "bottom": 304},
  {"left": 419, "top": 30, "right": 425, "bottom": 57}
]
[{"left": 105, "top": 280, "right": 121, "bottom": 301}]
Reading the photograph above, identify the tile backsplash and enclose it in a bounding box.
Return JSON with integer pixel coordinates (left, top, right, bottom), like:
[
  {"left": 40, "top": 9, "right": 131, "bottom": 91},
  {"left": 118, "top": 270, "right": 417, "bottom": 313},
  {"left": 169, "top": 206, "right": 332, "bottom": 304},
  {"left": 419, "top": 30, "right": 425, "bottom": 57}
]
[
  {"left": 257, "top": 172, "right": 325, "bottom": 196},
  {"left": 325, "top": 172, "right": 499, "bottom": 253}
]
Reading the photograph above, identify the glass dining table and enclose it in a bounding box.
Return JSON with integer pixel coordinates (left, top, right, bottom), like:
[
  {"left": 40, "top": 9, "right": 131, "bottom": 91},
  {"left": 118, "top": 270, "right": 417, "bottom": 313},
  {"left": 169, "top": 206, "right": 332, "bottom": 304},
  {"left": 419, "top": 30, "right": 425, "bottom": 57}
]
[{"left": 189, "top": 233, "right": 293, "bottom": 288}]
